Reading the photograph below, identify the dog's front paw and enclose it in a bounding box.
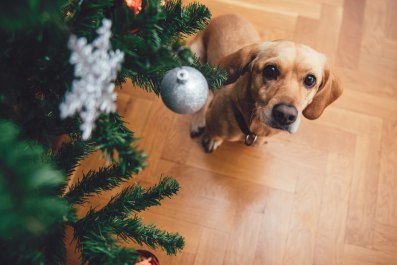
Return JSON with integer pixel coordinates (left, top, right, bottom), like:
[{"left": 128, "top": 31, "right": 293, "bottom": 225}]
[
  {"left": 191, "top": 126, "right": 205, "bottom": 138},
  {"left": 202, "top": 133, "right": 223, "bottom": 153}
]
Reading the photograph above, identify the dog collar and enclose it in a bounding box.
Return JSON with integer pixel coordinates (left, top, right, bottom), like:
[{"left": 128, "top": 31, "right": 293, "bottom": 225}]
[{"left": 235, "top": 114, "right": 257, "bottom": 146}]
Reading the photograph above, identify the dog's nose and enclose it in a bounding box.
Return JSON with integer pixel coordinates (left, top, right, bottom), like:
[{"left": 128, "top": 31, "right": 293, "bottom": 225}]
[{"left": 272, "top": 103, "right": 298, "bottom": 125}]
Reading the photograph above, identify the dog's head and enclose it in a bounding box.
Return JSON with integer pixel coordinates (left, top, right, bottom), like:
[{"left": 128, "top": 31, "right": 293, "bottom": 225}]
[{"left": 216, "top": 41, "right": 342, "bottom": 134}]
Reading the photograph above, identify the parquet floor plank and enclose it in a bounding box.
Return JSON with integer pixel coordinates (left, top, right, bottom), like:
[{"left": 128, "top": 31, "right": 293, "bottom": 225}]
[
  {"left": 134, "top": 98, "right": 175, "bottom": 182},
  {"left": 342, "top": 244, "right": 397, "bottom": 265},
  {"left": 331, "top": 89, "right": 397, "bottom": 122},
  {"left": 293, "top": 16, "right": 319, "bottom": 47},
  {"left": 359, "top": 52, "right": 397, "bottom": 78},
  {"left": 282, "top": 171, "right": 325, "bottom": 265},
  {"left": 383, "top": 39, "right": 397, "bottom": 61},
  {"left": 254, "top": 189, "right": 294, "bottom": 265},
  {"left": 376, "top": 121, "right": 397, "bottom": 227},
  {"left": 312, "top": 107, "right": 383, "bottom": 140},
  {"left": 335, "top": 0, "right": 366, "bottom": 69},
  {"left": 146, "top": 193, "right": 237, "bottom": 233},
  {"left": 360, "top": 0, "right": 387, "bottom": 57},
  {"left": 336, "top": 67, "right": 397, "bottom": 101},
  {"left": 223, "top": 209, "right": 262, "bottom": 265},
  {"left": 193, "top": 228, "right": 229, "bottom": 265},
  {"left": 155, "top": 159, "right": 269, "bottom": 213},
  {"left": 345, "top": 136, "right": 381, "bottom": 247},
  {"left": 373, "top": 222, "right": 397, "bottom": 256},
  {"left": 242, "top": 0, "right": 322, "bottom": 20},
  {"left": 315, "top": 4, "right": 343, "bottom": 64},
  {"left": 186, "top": 141, "right": 299, "bottom": 193},
  {"left": 313, "top": 153, "right": 354, "bottom": 265},
  {"left": 385, "top": 0, "right": 397, "bottom": 41},
  {"left": 161, "top": 113, "right": 194, "bottom": 164},
  {"left": 274, "top": 122, "right": 356, "bottom": 156}
]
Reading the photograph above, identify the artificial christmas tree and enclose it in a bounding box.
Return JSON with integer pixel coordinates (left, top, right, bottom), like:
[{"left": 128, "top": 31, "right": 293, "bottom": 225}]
[{"left": 0, "top": 0, "right": 226, "bottom": 264}]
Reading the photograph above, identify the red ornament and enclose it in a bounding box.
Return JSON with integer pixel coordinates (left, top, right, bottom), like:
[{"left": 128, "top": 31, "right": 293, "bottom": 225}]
[
  {"left": 135, "top": 250, "right": 160, "bottom": 265},
  {"left": 125, "top": 0, "right": 142, "bottom": 14},
  {"left": 130, "top": 28, "right": 140, "bottom": 34}
]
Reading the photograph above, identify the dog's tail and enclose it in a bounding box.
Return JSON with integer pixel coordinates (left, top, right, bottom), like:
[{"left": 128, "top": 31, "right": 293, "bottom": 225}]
[{"left": 189, "top": 31, "right": 207, "bottom": 64}]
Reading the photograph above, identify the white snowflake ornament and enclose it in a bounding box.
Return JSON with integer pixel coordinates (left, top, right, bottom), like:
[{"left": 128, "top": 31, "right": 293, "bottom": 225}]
[{"left": 60, "top": 18, "right": 124, "bottom": 140}]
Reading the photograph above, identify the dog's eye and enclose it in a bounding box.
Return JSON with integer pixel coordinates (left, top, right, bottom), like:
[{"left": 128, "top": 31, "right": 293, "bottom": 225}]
[
  {"left": 304, "top": 75, "right": 316, "bottom": 87},
  {"left": 263, "top": 65, "right": 278, "bottom": 79}
]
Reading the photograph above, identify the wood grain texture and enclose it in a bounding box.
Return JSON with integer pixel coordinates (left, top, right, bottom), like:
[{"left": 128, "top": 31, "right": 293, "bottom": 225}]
[
  {"left": 134, "top": 98, "right": 175, "bottom": 182},
  {"left": 336, "top": 67, "right": 397, "bottom": 101},
  {"left": 360, "top": 0, "right": 387, "bottom": 56},
  {"left": 345, "top": 136, "right": 381, "bottom": 247},
  {"left": 186, "top": 141, "right": 299, "bottom": 193},
  {"left": 274, "top": 122, "right": 357, "bottom": 156},
  {"left": 331, "top": 88, "right": 397, "bottom": 122},
  {"left": 359, "top": 52, "right": 397, "bottom": 78},
  {"left": 315, "top": 4, "right": 343, "bottom": 63},
  {"left": 223, "top": 209, "right": 262, "bottom": 265},
  {"left": 383, "top": 39, "right": 397, "bottom": 61},
  {"left": 244, "top": 0, "right": 322, "bottom": 20},
  {"left": 385, "top": 0, "right": 397, "bottom": 40},
  {"left": 121, "top": 96, "right": 153, "bottom": 137},
  {"left": 312, "top": 107, "right": 383, "bottom": 140},
  {"left": 293, "top": 16, "right": 319, "bottom": 47},
  {"left": 335, "top": 0, "right": 366, "bottom": 69},
  {"left": 376, "top": 121, "right": 397, "bottom": 226},
  {"left": 155, "top": 159, "right": 269, "bottom": 212},
  {"left": 283, "top": 171, "right": 325, "bottom": 265},
  {"left": 193, "top": 228, "right": 229, "bottom": 265},
  {"left": 161, "top": 113, "right": 194, "bottom": 164},
  {"left": 254, "top": 189, "right": 294, "bottom": 265},
  {"left": 343, "top": 244, "right": 397, "bottom": 265},
  {"left": 313, "top": 153, "right": 353, "bottom": 265},
  {"left": 373, "top": 222, "right": 397, "bottom": 256},
  {"left": 147, "top": 193, "right": 237, "bottom": 233}
]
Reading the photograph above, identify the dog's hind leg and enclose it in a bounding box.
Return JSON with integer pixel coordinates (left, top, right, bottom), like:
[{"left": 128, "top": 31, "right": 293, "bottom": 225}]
[{"left": 191, "top": 90, "right": 213, "bottom": 137}]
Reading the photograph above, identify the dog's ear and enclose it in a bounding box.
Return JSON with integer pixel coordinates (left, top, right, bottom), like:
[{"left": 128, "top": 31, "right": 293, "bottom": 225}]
[
  {"left": 303, "top": 61, "right": 343, "bottom": 120},
  {"left": 215, "top": 43, "right": 262, "bottom": 85}
]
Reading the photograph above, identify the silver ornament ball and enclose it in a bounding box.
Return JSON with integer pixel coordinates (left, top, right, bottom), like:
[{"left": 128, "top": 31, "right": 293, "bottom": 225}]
[{"left": 161, "top": 66, "right": 209, "bottom": 114}]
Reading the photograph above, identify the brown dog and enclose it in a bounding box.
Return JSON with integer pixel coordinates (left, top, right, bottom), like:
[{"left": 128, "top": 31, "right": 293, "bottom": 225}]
[{"left": 190, "top": 14, "right": 343, "bottom": 152}]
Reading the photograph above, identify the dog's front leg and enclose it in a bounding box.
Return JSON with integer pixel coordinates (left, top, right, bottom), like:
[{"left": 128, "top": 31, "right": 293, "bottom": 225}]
[
  {"left": 201, "top": 132, "right": 223, "bottom": 153},
  {"left": 191, "top": 90, "right": 214, "bottom": 138}
]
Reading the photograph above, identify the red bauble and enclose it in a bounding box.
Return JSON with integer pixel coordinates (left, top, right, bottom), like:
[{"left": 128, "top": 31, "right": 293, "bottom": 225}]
[
  {"left": 135, "top": 250, "right": 160, "bottom": 265},
  {"left": 125, "top": 0, "right": 142, "bottom": 14}
]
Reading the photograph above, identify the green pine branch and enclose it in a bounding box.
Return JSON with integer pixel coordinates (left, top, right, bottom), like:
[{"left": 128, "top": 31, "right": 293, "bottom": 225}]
[
  {"left": 74, "top": 210, "right": 184, "bottom": 257},
  {"left": 0, "top": 237, "right": 46, "bottom": 265},
  {"left": 72, "top": 177, "right": 183, "bottom": 257},
  {"left": 99, "top": 177, "right": 179, "bottom": 217},
  {"left": 91, "top": 112, "right": 146, "bottom": 174},
  {"left": 188, "top": 55, "right": 228, "bottom": 90},
  {"left": 78, "top": 230, "right": 139, "bottom": 265},
  {"left": 159, "top": 0, "right": 211, "bottom": 41},
  {"left": 49, "top": 139, "right": 95, "bottom": 177},
  {"left": 40, "top": 224, "right": 68, "bottom": 265},
  {"left": 64, "top": 164, "right": 133, "bottom": 206}
]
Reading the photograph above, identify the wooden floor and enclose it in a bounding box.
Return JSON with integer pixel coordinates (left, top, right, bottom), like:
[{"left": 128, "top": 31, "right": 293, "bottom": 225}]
[{"left": 67, "top": 0, "right": 397, "bottom": 264}]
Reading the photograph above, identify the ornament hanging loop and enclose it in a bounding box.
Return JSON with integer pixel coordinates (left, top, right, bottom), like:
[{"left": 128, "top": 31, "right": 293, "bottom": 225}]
[{"left": 177, "top": 69, "right": 189, "bottom": 84}]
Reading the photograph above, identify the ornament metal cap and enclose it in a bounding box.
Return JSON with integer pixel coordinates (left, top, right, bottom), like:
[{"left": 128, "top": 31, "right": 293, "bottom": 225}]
[{"left": 176, "top": 69, "right": 189, "bottom": 84}]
